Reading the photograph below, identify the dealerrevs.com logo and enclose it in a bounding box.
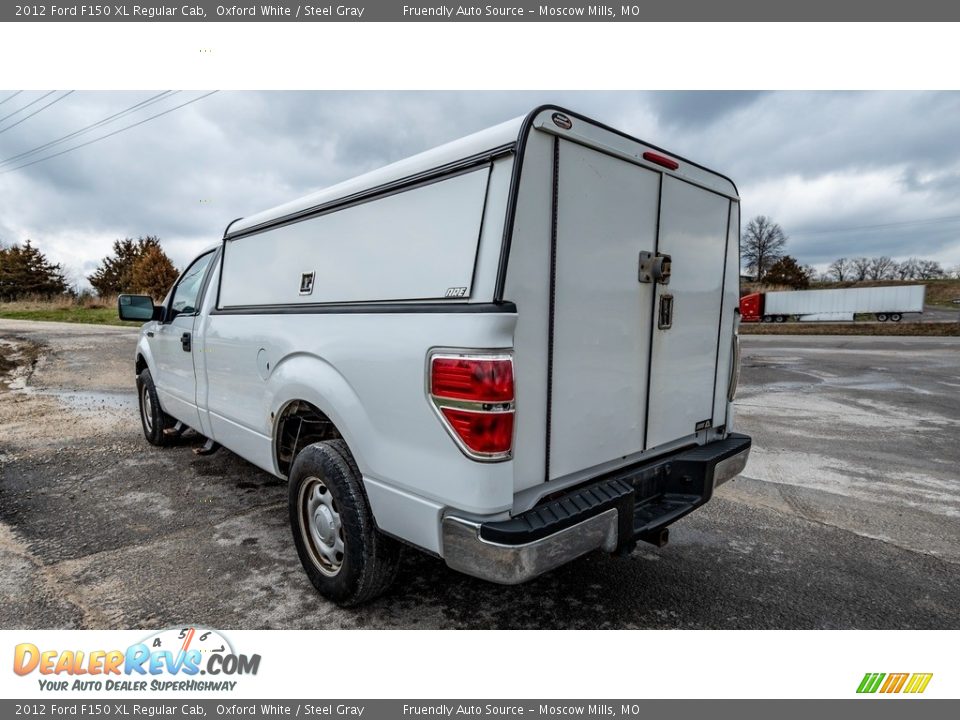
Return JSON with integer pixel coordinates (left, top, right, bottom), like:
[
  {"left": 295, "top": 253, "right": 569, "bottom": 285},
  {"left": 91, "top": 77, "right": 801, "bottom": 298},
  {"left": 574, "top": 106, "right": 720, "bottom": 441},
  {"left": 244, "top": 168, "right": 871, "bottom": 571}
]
[
  {"left": 13, "top": 627, "right": 260, "bottom": 692},
  {"left": 857, "top": 673, "right": 933, "bottom": 694}
]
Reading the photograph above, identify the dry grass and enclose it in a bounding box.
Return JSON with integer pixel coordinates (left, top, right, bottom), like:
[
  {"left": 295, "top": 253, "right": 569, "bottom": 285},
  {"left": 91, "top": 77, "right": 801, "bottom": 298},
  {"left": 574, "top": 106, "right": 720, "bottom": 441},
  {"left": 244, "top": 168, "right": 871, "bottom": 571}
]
[
  {"left": 0, "top": 293, "right": 118, "bottom": 311},
  {"left": 0, "top": 294, "right": 139, "bottom": 326},
  {"left": 740, "top": 322, "right": 960, "bottom": 337}
]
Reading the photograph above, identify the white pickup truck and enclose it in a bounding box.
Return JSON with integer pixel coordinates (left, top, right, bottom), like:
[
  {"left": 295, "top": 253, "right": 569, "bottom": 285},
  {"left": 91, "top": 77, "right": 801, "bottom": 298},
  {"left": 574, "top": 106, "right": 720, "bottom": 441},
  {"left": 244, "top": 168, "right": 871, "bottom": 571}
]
[{"left": 119, "top": 106, "right": 751, "bottom": 605}]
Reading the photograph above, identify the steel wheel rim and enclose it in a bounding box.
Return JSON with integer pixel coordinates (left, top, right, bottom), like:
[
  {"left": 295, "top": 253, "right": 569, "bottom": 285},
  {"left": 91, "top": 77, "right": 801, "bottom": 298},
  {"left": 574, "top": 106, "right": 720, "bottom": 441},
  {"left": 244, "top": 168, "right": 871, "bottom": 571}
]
[
  {"left": 298, "top": 476, "right": 345, "bottom": 577},
  {"left": 141, "top": 384, "right": 154, "bottom": 434}
]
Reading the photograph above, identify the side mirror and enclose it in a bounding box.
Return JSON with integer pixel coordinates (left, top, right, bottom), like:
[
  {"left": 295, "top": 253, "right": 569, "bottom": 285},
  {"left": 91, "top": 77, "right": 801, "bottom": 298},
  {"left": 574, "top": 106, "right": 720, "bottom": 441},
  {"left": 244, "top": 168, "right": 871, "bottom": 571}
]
[{"left": 118, "top": 294, "right": 163, "bottom": 322}]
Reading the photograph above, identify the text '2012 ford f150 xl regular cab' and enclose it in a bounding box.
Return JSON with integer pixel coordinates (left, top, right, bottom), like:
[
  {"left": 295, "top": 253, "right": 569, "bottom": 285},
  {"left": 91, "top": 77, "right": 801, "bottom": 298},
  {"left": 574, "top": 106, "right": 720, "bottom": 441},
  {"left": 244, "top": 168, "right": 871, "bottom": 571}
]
[{"left": 118, "top": 106, "right": 751, "bottom": 605}]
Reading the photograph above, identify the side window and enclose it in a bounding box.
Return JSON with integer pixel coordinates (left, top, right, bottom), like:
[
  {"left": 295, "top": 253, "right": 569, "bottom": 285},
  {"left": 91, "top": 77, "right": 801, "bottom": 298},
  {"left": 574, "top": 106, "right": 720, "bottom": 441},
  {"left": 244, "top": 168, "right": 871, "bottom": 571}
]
[{"left": 169, "top": 251, "right": 214, "bottom": 318}]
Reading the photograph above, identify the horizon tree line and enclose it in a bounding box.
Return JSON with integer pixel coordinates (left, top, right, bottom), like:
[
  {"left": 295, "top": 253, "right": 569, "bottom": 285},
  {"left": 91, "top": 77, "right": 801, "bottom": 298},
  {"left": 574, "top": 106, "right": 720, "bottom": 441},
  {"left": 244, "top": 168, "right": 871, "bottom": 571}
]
[
  {"left": 741, "top": 214, "right": 958, "bottom": 286},
  {"left": 0, "top": 236, "right": 180, "bottom": 302}
]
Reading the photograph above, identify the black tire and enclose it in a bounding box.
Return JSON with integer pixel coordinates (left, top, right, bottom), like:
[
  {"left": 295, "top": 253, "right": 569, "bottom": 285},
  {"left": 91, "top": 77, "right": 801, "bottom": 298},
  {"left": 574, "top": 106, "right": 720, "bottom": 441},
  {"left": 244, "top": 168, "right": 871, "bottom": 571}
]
[
  {"left": 288, "top": 439, "right": 400, "bottom": 606},
  {"left": 775, "top": 315, "right": 786, "bottom": 323},
  {"left": 136, "top": 368, "right": 176, "bottom": 446},
  {"left": 890, "top": 313, "right": 903, "bottom": 322},
  {"left": 876, "top": 313, "right": 889, "bottom": 322},
  {"left": 762, "top": 315, "right": 773, "bottom": 323}
]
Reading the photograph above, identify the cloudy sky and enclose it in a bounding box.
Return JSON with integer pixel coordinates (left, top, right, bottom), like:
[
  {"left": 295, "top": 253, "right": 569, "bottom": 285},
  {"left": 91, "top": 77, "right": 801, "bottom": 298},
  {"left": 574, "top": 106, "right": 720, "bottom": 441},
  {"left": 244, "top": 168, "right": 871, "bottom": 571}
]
[{"left": 1, "top": 90, "right": 958, "bottom": 288}]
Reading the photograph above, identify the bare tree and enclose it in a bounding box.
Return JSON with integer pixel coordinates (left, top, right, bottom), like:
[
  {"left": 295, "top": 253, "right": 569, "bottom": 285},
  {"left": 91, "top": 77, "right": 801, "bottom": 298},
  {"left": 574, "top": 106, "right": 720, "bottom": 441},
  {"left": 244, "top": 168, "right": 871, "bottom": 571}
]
[
  {"left": 917, "top": 259, "right": 945, "bottom": 280},
  {"left": 894, "top": 258, "right": 920, "bottom": 280},
  {"left": 827, "top": 257, "right": 850, "bottom": 282},
  {"left": 851, "top": 257, "right": 871, "bottom": 281},
  {"left": 868, "top": 256, "right": 896, "bottom": 280},
  {"left": 801, "top": 264, "right": 820, "bottom": 284},
  {"left": 741, "top": 215, "right": 787, "bottom": 282}
]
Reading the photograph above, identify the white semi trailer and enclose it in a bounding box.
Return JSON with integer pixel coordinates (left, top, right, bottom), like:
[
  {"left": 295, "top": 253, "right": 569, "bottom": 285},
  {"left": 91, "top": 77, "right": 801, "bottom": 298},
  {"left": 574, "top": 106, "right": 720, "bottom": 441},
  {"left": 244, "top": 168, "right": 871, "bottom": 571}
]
[{"left": 740, "top": 285, "right": 926, "bottom": 323}]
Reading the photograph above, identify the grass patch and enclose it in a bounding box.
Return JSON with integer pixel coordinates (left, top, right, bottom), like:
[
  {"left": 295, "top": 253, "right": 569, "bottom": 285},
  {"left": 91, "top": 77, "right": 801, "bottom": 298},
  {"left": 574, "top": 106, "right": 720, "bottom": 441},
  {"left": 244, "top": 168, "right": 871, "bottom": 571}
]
[
  {"left": 740, "top": 322, "right": 960, "bottom": 337},
  {"left": 0, "top": 296, "right": 141, "bottom": 327}
]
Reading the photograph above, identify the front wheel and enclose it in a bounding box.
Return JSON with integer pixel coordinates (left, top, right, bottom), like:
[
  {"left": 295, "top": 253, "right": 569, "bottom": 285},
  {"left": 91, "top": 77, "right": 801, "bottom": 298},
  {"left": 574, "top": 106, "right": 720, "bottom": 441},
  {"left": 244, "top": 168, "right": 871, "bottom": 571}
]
[
  {"left": 288, "top": 439, "right": 400, "bottom": 606},
  {"left": 136, "top": 369, "right": 176, "bottom": 446},
  {"left": 876, "top": 313, "right": 889, "bottom": 322}
]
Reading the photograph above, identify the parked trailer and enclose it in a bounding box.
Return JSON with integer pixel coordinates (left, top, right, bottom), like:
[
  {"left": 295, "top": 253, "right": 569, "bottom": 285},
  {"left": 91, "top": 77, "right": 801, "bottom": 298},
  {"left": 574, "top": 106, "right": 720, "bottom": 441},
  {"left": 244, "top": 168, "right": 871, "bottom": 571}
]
[{"left": 740, "top": 285, "right": 926, "bottom": 323}]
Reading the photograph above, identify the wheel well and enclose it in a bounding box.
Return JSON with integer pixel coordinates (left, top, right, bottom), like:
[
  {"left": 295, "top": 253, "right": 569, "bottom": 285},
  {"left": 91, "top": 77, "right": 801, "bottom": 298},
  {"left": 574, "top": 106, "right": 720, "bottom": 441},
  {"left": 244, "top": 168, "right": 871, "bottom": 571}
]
[
  {"left": 274, "top": 400, "right": 343, "bottom": 477},
  {"left": 135, "top": 354, "right": 148, "bottom": 376}
]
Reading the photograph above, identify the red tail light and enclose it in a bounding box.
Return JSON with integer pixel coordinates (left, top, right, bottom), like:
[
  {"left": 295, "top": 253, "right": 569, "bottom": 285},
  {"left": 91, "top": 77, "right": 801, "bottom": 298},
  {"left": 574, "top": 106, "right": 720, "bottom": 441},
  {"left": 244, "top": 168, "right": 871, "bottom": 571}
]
[
  {"left": 440, "top": 407, "right": 515, "bottom": 456},
  {"left": 429, "top": 353, "right": 514, "bottom": 460},
  {"left": 430, "top": 356, "right": 513, "bottom": 402}
]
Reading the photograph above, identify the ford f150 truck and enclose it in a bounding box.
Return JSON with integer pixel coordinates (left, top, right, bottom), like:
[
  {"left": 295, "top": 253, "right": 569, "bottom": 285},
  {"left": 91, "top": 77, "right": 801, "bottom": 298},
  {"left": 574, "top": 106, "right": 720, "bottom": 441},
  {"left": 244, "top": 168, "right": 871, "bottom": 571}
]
[{"left": 118, "top": 106, "right": 751, "bottom": 605}]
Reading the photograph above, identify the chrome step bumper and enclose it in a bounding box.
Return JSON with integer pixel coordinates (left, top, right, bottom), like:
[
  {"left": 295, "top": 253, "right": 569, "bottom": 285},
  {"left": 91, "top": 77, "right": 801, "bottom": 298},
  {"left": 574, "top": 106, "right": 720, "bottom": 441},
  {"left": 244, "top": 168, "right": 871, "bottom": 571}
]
[{"left": 442, "top": 433, "right": 751, "bottom": 584}]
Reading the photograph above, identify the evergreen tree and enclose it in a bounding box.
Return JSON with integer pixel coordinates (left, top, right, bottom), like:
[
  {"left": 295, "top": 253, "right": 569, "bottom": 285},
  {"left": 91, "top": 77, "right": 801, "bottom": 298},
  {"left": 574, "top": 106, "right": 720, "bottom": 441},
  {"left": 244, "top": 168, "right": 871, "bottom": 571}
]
[
  {"left": 764, "top": 255, "right": 810, "bottom": 289},
  {"left": 130, "top": 243, "right": 179, "bottom": 300},
  {"left": 0, "top": 240, "right": 69, "bottom": 301},
  {"left": 88, "top": 236, "right": 167, "bottom": 296}
]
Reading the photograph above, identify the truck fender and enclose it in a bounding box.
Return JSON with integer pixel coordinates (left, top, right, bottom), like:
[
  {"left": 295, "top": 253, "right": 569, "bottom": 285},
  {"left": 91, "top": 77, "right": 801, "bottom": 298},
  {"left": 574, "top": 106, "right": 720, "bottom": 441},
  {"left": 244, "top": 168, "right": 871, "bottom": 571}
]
[
  {"left": 134, "top": 335, "right": 158, "bottom": 379},
  {"left": 266, "top": 352, "right": 377, "bottom": 477}
]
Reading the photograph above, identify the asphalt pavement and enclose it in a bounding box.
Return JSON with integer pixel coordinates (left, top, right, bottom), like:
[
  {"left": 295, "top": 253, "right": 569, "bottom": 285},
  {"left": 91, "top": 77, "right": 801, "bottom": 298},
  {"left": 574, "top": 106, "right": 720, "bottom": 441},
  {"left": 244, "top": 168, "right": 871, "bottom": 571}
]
[{"left": 0, "top": 320, "right": 957, "bottom": 629}]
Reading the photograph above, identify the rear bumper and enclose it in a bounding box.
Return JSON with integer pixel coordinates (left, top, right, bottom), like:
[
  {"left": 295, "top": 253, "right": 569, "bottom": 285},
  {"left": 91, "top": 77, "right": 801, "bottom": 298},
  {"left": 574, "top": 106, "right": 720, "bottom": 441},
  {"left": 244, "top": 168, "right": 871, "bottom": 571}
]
[{"left": 442, "top": 432, "right": 751, "bottom": 584}]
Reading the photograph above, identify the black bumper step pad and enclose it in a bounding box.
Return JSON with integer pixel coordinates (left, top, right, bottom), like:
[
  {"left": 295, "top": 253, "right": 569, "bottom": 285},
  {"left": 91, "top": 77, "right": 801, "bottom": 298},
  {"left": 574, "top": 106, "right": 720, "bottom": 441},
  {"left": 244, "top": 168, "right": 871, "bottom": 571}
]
[{"left": 479, "top": 433, "right": 751, "bottom": 547}]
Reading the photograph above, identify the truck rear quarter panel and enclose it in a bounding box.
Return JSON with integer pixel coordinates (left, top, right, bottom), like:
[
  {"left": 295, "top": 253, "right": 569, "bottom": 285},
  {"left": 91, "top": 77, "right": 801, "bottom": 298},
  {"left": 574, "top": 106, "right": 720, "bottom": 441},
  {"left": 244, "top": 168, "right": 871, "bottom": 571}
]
[{"left": 204, "top": 311, "right": 517, "bottom": 496}]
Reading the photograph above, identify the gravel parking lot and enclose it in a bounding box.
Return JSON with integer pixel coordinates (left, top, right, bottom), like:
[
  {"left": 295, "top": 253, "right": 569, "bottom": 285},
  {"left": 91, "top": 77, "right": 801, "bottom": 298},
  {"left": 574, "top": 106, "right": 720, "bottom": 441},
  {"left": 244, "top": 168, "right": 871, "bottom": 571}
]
[{"left": 1, "top": 319, "right": 958, "bottom": 629}]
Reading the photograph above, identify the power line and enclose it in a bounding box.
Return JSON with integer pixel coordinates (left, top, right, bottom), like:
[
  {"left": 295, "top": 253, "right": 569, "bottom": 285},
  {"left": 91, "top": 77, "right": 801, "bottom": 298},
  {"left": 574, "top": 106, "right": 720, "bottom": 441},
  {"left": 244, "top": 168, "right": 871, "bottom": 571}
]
[
  {"left": 0, "top": 91, "right": 23, "bottom": 107},
  {"left": 0, "top": 91, "right": 74, "bottom": 136},
  {"left": 792, "top": 214, "right": 960, "bottom": 236},
  {"left": 0, "top": 91, "right": 56, "bottom": 125},
  {"left": 0, "top": 91, "right": 178, "bottom": 167},
  {"left": 0, "top": 91, "right": 219, "bottom": 175}
]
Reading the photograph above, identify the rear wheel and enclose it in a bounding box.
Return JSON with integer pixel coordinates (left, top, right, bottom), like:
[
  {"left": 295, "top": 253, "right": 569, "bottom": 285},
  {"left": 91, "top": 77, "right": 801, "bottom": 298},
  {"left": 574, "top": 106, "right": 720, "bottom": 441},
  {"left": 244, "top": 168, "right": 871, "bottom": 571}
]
[
  {"left": 890, "top": 313, "right": 903, "bottom": 322},
  {"left": 876, "top": 313, "right": 889, "bottom": 322},
  {"left": 762, "top": 315, "right": 774, "bottom": 323},
  {"left": 775, "top": 315, "right": 786, "bottom": 323},
  {"left": 288, "top": 439, "right": 400, "bottom": 606},
  {"left": 136, "top": 369, "right": 176, "bottom": 446}
]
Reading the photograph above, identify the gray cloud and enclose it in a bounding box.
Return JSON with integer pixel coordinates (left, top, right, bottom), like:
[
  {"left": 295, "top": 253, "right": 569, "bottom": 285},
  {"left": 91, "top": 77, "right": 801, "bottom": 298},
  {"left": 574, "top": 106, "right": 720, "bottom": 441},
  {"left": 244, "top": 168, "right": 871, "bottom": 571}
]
[{"left": 0, "top": 90, "right": 958, "bottom": 285}]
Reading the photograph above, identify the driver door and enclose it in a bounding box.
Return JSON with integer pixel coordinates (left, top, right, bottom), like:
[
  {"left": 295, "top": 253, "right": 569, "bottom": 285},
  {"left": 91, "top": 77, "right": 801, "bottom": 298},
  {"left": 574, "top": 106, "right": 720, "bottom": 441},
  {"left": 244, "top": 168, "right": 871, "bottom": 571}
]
[{"left": 151, "top": 251, "right": 214, "bottom": 430}]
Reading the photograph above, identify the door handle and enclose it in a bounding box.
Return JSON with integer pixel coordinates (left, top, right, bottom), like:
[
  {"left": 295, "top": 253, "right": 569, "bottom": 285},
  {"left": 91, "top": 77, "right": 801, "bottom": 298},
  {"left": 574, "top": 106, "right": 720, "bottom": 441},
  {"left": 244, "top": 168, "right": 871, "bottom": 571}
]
[
  {"left": 658, "top": 294, "right": 674, "bottom": 330},
  {"left": 181, "top": 332, "right": 192, "bottom": 352}
]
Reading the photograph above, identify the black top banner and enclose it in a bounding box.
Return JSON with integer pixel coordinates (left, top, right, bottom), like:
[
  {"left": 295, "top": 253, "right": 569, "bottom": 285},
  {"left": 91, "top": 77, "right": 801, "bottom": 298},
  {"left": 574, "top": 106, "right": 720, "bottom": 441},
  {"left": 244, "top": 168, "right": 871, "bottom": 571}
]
[{"left": 4, "top": 0, "right": 956, "bottom": 21}]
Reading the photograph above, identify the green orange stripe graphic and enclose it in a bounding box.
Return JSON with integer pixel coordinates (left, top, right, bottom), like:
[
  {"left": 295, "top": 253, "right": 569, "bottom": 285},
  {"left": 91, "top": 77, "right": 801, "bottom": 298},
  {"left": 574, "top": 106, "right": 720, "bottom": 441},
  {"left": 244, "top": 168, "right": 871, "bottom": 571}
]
[{"left": 857, "top": 672, "right": 932, "bottom": 694}]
